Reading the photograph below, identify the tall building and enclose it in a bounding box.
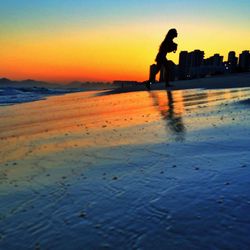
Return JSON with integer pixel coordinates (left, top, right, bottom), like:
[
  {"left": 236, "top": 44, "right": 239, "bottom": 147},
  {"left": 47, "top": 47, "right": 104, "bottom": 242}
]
[
  {"left": 212, "top": 54, "right": 223, "bottom": 67},
  {"left": 239, "top": 50, "right": 250, "bottom": 71},
  {"left": 178, "top": 51, "right": 188, "bottom": 79},
  {"left": 188, "top": 50, "right": 204, "bottom": 78},
  {"left": 203, "top": 53, "right": 224, "bottom": 75},
  {"left": 177, "top": 50, "right": 204, "bottom": 79},
  {"left": 228, "top": 51, "right": 238, "bottom": 72},
  {"left": 189, "top": 50, "right": 204, "bottom": 67},
  {"left": 177, "top": 48, "right": 250, "bottom": 80}
]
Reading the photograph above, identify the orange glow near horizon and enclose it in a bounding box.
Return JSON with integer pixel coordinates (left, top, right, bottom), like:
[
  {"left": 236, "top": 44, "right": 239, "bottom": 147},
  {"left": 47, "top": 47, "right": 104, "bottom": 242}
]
[{"left": 1, "top": 17, "right": 250, "bottom": 83}]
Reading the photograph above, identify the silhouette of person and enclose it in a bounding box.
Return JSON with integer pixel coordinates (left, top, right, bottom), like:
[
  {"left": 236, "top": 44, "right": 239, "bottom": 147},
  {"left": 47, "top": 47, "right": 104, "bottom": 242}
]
[{"left": 146, "top": 28, "right": 178, "bottom": 90}]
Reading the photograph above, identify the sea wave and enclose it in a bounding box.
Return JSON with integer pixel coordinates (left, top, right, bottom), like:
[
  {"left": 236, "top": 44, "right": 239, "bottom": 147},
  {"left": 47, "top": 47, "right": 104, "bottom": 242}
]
[{"left": 0, "top": 86, "right": 80, "bottom": 105}]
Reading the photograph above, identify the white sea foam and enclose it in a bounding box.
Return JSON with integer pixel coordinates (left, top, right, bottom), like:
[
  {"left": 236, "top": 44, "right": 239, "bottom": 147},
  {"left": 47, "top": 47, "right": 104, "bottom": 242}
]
[{"left": 0, "top": 86, "right": 81, "bottom": 105}]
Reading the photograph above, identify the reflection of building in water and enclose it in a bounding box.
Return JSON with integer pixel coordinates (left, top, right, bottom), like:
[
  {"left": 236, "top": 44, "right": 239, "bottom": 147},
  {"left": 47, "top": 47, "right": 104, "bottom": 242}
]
[
  {"left": 182, "top": 91, "right": 208, "bottom": 108},
  {"left": 149, "top": 90, "right": 186, "bottom": 141},
  {"left": 183, "top": 88, "right": 244, "bottom": 110},
  {"left": 206, "top": 88, "right": 246, "bottom": 107},
  {"left": 149, "top": 88, "right": 246, "bottom": 141}
]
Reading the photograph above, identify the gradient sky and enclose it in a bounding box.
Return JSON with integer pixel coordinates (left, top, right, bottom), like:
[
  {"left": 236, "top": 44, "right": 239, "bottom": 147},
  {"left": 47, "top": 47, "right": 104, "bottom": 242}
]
[{"left": 0, "top": 0, "right": 249, "bottom": 83}]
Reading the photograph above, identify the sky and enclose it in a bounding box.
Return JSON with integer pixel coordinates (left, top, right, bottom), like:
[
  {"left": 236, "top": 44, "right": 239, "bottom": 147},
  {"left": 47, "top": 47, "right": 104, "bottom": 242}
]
[{"left": 0, "top": 0, "right": 250, "bottom": 83}]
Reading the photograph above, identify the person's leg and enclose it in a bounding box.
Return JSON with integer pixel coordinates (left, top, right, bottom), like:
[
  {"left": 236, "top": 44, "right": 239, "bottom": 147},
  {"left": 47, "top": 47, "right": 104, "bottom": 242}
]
[{"left": 146, "top": 63, "right": 161, "bottom": 90}]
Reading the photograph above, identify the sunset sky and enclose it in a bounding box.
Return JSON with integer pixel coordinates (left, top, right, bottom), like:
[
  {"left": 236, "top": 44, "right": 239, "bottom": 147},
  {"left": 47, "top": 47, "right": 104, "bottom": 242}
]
[{"left": 0, "top": 0, "right": 249, "bottom": 83}]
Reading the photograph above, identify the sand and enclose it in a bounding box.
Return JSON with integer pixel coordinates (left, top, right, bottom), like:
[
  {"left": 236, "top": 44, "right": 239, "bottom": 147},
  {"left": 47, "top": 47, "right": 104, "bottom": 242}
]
[{"left": 0, "top": 74, "right": 250, "bottom": 249}]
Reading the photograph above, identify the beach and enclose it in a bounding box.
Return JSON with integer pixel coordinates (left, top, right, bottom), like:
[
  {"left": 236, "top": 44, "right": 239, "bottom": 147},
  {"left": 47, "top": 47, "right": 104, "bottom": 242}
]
[{"left": 1, "top": 74, "right": 250, "bottom": 249}]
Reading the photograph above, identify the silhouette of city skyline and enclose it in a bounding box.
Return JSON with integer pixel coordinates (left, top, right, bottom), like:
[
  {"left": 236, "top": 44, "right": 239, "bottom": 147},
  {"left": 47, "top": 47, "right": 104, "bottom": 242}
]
[
  {"left": 177, "top": 49, "right": 250, "bottom": 80},
  {"left": 114, "top": 49, "right": 250, "bottom": 86},
  {"left": 1, "top": 49, "right": 249, "bottom": 86}
]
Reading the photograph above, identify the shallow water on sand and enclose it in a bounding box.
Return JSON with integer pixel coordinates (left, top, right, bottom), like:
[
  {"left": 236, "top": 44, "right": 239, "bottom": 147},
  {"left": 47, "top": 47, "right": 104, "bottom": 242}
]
[{"left": 0, "top": 88, "right": 250, "bottom": 249}]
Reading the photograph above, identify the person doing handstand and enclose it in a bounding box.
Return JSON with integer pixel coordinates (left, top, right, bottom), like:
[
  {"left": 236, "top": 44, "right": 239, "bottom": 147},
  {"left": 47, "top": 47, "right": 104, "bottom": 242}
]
[{"left": 146, "top": 28, "right": 178, "bottom": 90}]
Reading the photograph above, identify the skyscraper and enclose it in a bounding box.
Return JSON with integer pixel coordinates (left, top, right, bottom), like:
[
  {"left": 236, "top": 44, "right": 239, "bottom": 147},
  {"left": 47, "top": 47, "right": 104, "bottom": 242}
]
[
  {"left": 212, "top": 54, "right": 223, "bottom": 67},
  {"left": 239, "top": 50, "right": 250, "bottom": 71},
  {"left": 178, "top": 51, "right": 188, "bottom": 79},
  {"left": 228, "top": 51, "right": 238, "bottom": 72},
  {"left": 191, "top": 50, "right": 204, "bottom": 67},
  {"left": 177, "top": 50, "right": 204, "bottom": 79}
]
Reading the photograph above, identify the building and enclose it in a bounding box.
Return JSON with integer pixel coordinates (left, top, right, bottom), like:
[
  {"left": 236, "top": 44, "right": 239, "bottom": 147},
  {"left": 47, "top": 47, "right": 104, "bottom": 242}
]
[
  {"left": 227, "top": 51, "right": 238, "bottom": 72},
  {"left": 189, "top": 50, "right": 204, "bottom": 67},
  {"left": 113, "top": 80, "right": 139, "bottom": 88},
  {"left": 239, "top": 50, "right": 250, "bottom": 72},
  {"left": 204, "top": 54, "right": 223, "bottom": 66},
  {"left": 201, "top": 53, "right": 225, "bottom": 75},
  {"left": 175, "top": 49, "right": 250, "bottom": 81},
  {"left": 178, "top": 51, "right": 189, "bottom": 79},
  {"left": 213, "top": 54, "right": 224, "bottom": 67},
  {"left": 177, "top": 50, "right": 204, "bottom": 79}
]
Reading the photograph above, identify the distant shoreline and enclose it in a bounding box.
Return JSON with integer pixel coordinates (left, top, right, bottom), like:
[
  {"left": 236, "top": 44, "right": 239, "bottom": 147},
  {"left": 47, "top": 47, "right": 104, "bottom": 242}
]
[
  {"left": 1, "top": 73, "right": 250, "bottom": 106},
  {"left": 101, "top": 72, "right": 250, "bottom": 95}
]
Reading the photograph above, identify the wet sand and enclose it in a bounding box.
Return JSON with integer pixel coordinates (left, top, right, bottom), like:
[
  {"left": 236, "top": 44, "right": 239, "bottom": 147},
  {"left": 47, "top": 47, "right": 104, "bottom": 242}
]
[{"left": 0, "top": 79, "right": 250, "bottom": 249}]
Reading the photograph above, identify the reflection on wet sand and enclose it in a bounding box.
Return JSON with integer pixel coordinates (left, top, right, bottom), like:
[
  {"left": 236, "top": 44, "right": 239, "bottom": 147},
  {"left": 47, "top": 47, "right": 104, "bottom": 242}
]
[
  {"left": 182, "top": 88, "right": 250, "bottom": 109},
  {"left": 0, "top": 87, "right": 250, "bottom": 165},
  {"left": 149, "top": 90, "right": 186, "bottom": 141},
  {"left": 1, "top": 87, "right": 250, "bottom": 250}
]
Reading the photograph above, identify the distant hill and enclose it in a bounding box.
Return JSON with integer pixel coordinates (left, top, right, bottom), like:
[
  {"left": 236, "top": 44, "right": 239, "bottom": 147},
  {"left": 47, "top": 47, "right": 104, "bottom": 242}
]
[
  {"left": 0, "top": 78, "right": 13, "bottom": 84},
  {"left": 0, "top": 78, "right": 116, "bottom": 90},
  {"left": 0, "top": 77, "right": 61, "bottom": 88}
]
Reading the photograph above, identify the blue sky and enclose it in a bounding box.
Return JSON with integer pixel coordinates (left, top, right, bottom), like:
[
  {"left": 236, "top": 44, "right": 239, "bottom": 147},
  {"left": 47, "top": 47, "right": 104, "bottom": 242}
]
[{"left": 0, "top": 0, "right": 249, "bottom": 82}]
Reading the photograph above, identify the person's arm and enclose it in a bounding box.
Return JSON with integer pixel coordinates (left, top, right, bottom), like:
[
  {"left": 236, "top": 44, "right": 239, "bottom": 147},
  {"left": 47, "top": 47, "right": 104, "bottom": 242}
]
[{"left": 172, "top": 42, "right": 178, "bottom": 53}]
